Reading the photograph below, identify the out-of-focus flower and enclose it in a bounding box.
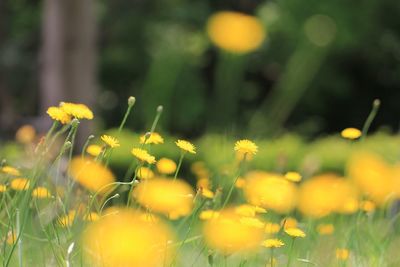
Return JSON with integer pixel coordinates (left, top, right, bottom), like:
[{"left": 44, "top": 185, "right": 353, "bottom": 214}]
[
  {"left": 239, "top": 217, "right": 265, "bottom": 229},
  {"left": 317, "top": 223, "right": 334, "bottom": 235},
  {"left": 15, "top": 125, "right": 36, "bottom": 144},
  {"left": 137, "top": 167, "right": 155, "bottom": 180},
  {"left": 360, "top": 200, "right": 376, "bottom": 213},
  {"left": 10, "top": 178, "right": 30, "bottom": 191},
  {"left": 341, "top": 128, "right": 362, "bottom": 140},
  {"left": 60, "top": 102, "right": 93, "bottom": 120},
  {"left": 47, "top": 106, "right": 72, "bottom": 124},
  {"left": 235, "top": 177, "right": 246, "bottom": 188},
  {"left": 200, "top": 188, "right": 214, "bottom": 199},
  {"left": 234, "top": 204, "right": 266, "bottom": 217},
  {"left": 131, "top": 148, "right": 156, "bottom": 164},
  {"left": 6, "top": 231, "right": 17, "bottom": 245},
  {"left": 234, "top": 139, "right": 258, "bottom": 156},
  {"left": 83, "top": 212, "right": 100, "bottom": 222},
  {"left": 175, "top": 140, "right": 196, "bottom": 154},
  {"left": 0, "top": 184, "right": 6, "bottom": 192},
  {"left": 264, "top": 222, "right": 280, "bottom": 235},
  {"left": 58, "top": 210, "right": 76, "bottom": 227},
  {"left": 82, "top": 208, "right": 174, "bottom": 267},
  {"left": 261, "top": 239, "right": 285, "bottom": 248},
  {"left": 285, "top": 227, "right": 306, "bottom": 238},
  {"left": 133, "top": 178, "right": 194, "bottom": 219},
  {"left": 156, "top": 158, "right": 177, "bottom": 175},
  {"left": 281, "top": 217, "right": 297, "bottom": 229},
  {"left": 203, "top": 208, "right": 264, "bottom": 254},
  {"left": 140, "top": 132, "right": 164, "bottom": 145},
  {"left": 336, "top": 248, "right": 350, "bottom": 260},
  {"left": 86, "top": 145, "right": 102, "bottom": 157},
  {"left": 32, "top": 187, "right": 52, "bottom": 199},
  {"left": 207, "top": 11, "right": 266, "bottom": 53},
  {"left": 101, "top": 135, "right": 120, "bottom": 148},
  {"left": 284, "top": 172, "right": 302, "bottom": 182},
  {"left": 69, "top": 157, "right": 115, "bottom": 194},
  {"left": 199, "top": 210, "right": 220, "bottom": 220},
  {"left": 243, "top": 171, "right": 297, "bottom": 214},
  {"left": 1, "top": 166, "right": 21, "bottom": 176}
]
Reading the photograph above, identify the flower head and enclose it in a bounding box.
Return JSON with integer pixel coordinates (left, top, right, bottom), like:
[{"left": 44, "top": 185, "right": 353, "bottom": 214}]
[
  {"left": 47, "top": 106, "right": 72, "bottom": 124},
  {"left": 86, "top": 144, "right": 102, "bottom": 157},
  {"left": 199, "top": 210, "right": 220, "bottom": 220},
  {"left": 140, "top": 132, "right": 164, "bottom": 145},
  {"left": 156, "top": 158, "right": 177, "bottom": 175},
  {"left": 264, "top": 222, "right": 280, "bottom": 235},
  {"left": 131, "top": 148, "right": 156, "bottom": 164},
  {"left": 175, "top": 140, "right": 196, "bottom": 154},
  {"left": 341, "top": 128, "right": 362, "bottom": 140},
  {"left": 137, "top": 167, "right": 155, "bottom": 180},
  {"left": 200, "top": 188, "right": 215, "bottom": 199},
  {"left": 58, "top": 210, "right": 76, "bottom": 228},
  {"left": 15, "top": 125, "right": 36, "bottom": 144},
  {"left": 10, "top": 178, "right": 30, "bottom": 191},
  {"left": 261, "top": 239, "right": 285, "bottom": 248},
  {"left": 317, "top": 223, "right": 334, "bottom": 235},
  {"left": 1, "top": 166, "right": 21, "bottom": 176},
  {"left": 101, "top": 135, "right": 120, "bottom": 148},
  {"left": 32, "top": 187, "right": 52, "bottom": 199},
  {"left": 284, "top": 171, "right": 302, "bottom": 182},
  {"left": 0, "top": 184, "right": 6, "bottom": 192},
  {"left": 60, "top": 102, "right": 93, "bottom": 120},
  {"left": 234, "top": 139, "right": 258, "bottom": 155},
  {"left": 285, "top": 227, "right": 306, "bottom": 238},
  {"left": 336, "top": 248, "right": 350, "bottom": 260}
]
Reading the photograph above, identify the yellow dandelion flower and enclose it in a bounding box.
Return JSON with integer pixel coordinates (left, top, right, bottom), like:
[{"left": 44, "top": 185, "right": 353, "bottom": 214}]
[
  {"left": 203, "top": 209, "right": 264, "bottom": 254},
  {"left": 341, "top": 128, "right": 362, "bottom": 140},
  {"left": 47, "top": 106, "right": 72, "bottom": 124},
  {"left": 199, "top": 210, "right": 220, "bottom": 220},
  {"left": 0, "top": 184, "right": 6, "bottom": 192},
  {"left": 137, "top": 167, "right": 155, "bottom": 180},
  {"left": 6, "top": 231, "right": 17, "bottom": 245},
  {"left": 82, "top": 209, "right": 174, "bottom": 267},
  {"left": 32, "top": 187, "right": 52, "bottom": 199},
  {"left": 10, "top": 178, "right": 30, "bottom": 191},
  {"left": 58, "top": 210, "right": 76, "bottom": 227},
  {"left": 15, "top": 125, "right": 36, "bottom": 144},
  {"left": 234, "top": 139, "right": 258, "bottom": 155},
  {"left": 285, "top": 227, "right": 306, "bottom": 238},
  {"left": 86, "top": 144, "right": 102, "bottom": 157},
  {"left": 235, "top": 204, "right": 266, "bottom": 217},
  {"left": 1, "top": 166, "right": 21, "bottom": 176},
  {"left": 175, "top": 140, "right": 196, "bottom": 154},
  {"left": 101, "top": 135, "right": 120, "bottom": 148},
  {"left": 317, "top": 223, "right": 334, "bottom": 235},
  {"left": 83, "top": 212, "right": 100, "bottom": 222},
  {"left": 284, "top": 171, "right": 302, "bottom": 182},
  {"left": 281, "top": 217, "right": 298, "bottom": 229},
  {"left": 336, "top": 248, "right": 350, "bottom": 260},
  {"left": 239, "top": 217, "right": 265, "bottom": 229},
  {"left": 235, "top": 177, "right": 246, "bottom": 188},
  {"left": 69, "top": 157, "right": 116, "bottom": 194},
  {"left": 60, "top": 102, "right": 93, "bottom": 120},
  {"left": 156, "top": 158, "right": 177, "bottom": 175},
  {"left": 131, "top": 148, "right": 156, "bottom": 164},
  {"left": 261, "top": 239, "right": 285, "bottom": 248},
  {"left": 133, "top": 178, "right": 194, "bottom": 219},
  {"left": 140, "top": 132, "right": 164, "bottom": 145},
  {"left": 207, "top": 11, "right": 266, "bottom": 54},
  {"left": 200, "top": 188, "right": 214, "bottom": 199},
  {"left": 360, "top": 200, "right": 376, "bottom": 213},
  {"left": 264, "top": 222, "right": 280, "bottom": 235},
  {"left": 197, "top": 178, "right": 210, "bottom": 190}
]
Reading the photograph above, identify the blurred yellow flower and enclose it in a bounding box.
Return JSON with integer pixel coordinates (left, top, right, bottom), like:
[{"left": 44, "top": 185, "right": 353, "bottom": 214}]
[
  {"left": 0, "top": 184, "right": 6, "bottom": 192},
  {"left": 82, "top": 209, "right": 174, "bottom": 267},
  {"left": 140, "top": 132, "right": 164, "bottom": 145},
  {"left": 235, "top": 177, "right": 246, "bottom": 188},
  {"left": 131, "top": 148, "right": 156, "bottom": 164},
  {"left": 69, "top": 157, "right": 115, "bottom": 194},
  {"left": 60, "top": 102, "right": 93, "bottom": 120},
  {"left": 32, "top": 187, "right": 52, "bottom": 199},
  {"left": 261, "top": 239, "right": 285, "bottom": 248},
  {"left": 281, "top": 217, "right": 298, "bottom": 229},
  {"left": 10, "top": 178, "right": 30, "bottom": 191},
  {"left": 234, "top": 204, "right": 266, "bottom": 217},
  {"left": 284, "top": 171, "right": 302, "bottom": 182},
  {"left": 285, "top": 227, "right": 306, "bottom": 238},
  {"left": 1, "top": 166, "right": 21, "bottom": 176},
  {"left": 243, "top": 171, "right": 297, "bottom": 214},
  {"left": 336, "top": 248, "right": 350, "bottom": 260},
  {"left": 46, "top": 106, "right": 72, "bottom": 124},
  {"left": 6, "top": 231, "right": 17, "bottom": 245},
  {"left": 317, "top": 223, "right": 334, "bottom": 235},
  {"left": 360, "top": 200, "right": 376, "bottom": 213},
  {"left": 58, "top": 210, "right": 76, "bottom": 227},
  {"left": 199, "top": 210, "right": 220, "bottom": 220},
  {"left": 200, "top": 188, "right": 214, "bottom": 198},
  {"left": 207, "top": 11, "right": 266, "bottom": 53},
  {"left": 203, "top": 209, "right": 264, "bottom": 254},
  {"left": 83, "top": 212, "right": 100, "bottom": 222},
  {"left": 133, "top": 178, "right": 194, "bottom": 219},
  {"left": 264, "top": 222, "right": 280, "bottom": 235},
  {"left": 156, "top": 158, "right": 177, "bottom": 175},
  {"left": 86, "top": 144, "right": 102, "bottom": 157},
  {"left": 15, "top": 125, "right": 36, "bottom": 144},
  {"left": 234, "top": 139, "right": 258, "bottom": 156},
  {"left": 341, "top": 128, "right": 362, "bottom": 140},
  {"left": 239, "top": 217, "right": 265, "bottom": 229},
  {"left": 101, "top": 135, "right": 120, "bottom": 148},
  {"left": 175, "top": 140, "right": 196, "bottom": 154},
  {"left": 137, "top": 167, "right": 155, "bottom": 180}
]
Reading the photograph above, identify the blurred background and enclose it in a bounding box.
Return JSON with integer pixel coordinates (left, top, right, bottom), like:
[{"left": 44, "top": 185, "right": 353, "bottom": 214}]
[{"left": 1, "top": 0, "right": 400, "bottom": 139}]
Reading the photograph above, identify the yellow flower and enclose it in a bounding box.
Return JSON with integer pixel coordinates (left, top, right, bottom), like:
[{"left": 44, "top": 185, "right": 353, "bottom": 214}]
[
  {"left": 341, "top": 128, "right": 362, "bottom": 140},
  {"left": 69, "top": 157, "right": 116, "bottom": 194},
  {"left": 133, "top": 178, "right": 194, "bottom": 219},
  {"left": 60, "top": 102, "right": 93, "bottom": 120},
  {"left": 281, "top": 217, "right": 298, "bottom": 229},
  {"left": 32, "top": 187, "right": 52, "bottom": 199},
  {"left": 243, "top": 171, "right": 297, "bottom": 214},
  {"left": 284, "top": 172, "right": 302, "bottom": 182},
  {"left": 1, "top": 166, "right": 21, "bottom": 176},
  {"left": 203, "top": 209, "right": 264, "bottom": 254},
  {"left": 10, "top": 178, "right": 30, "bottom": 191},
  {"left": 46, "top": 106, "right": 72, "bottom": 124},
  {"left": 6, "top": 231, "right": 17, "bottom": 245},
  {"left": 83, "top": 212, "right": 100, "bottom": 222},
  {"left": 82, "top": 209, "right": 174, "bottom": 267},
  {"left": 0, "top": 184, "right": 6, "bottom": 192},
  {"left": 239, "top": 217, "right": 265, "bottom": 229},
  {"left": 235, "top": 177, "right": 246, "bottom": 188},
  {"left": 101, "top": 135, "right": 120, "bottom": 148},
  {"left": 137, "top": 167, "right": 155, "bottom": 180},
  {"left": 200, "top": 188, "right": 215, "bottom": 199},
  {"left": 175, "top": 140, "right": 196, "bottom": 154},
  {"left": 207, "top": 11, "right": 266, "bottom": 53},
  {"left": 140, "top": 132, "right": 164, "bottom": 145},
  {"left": 234, "top": 204, "right": 266, "bottom": 217},
  {"left": 264, "top": 222, "right": 280, "bottom": 235},
  {"left": 261, "top": 239, "right": 285, "bottom": 248},
  {"left": 58, "top": 210, "right": 76, "bottom": 227},
  {"left": 199, "top": 210, "right": 220, "bottom": 220},
  {"left": 336, "top": 248, "right": 350, "bottom": 260},
  {"left": 317, "top": 223, "right": 334, "bottom": 235},
  {"left": 86, "top": 144, "right": 102, "bottom": 157},
  {"left": 156, "top": 158, "right": 177, "bottom": 175},
  {"left": 15, "top": 125, "right": 36, "bottom": 144},
  {"left": 131, "top": 148, "right": 156, "bottom": 164},
  {"left": 360, "top": 200, "right": 376, "bottom": 213},
  {"left": 285, "top": 227, "right": 306, "bottom": 238},
  {"left": 234, "top": 139, "right": 258, "bottom": 156}
]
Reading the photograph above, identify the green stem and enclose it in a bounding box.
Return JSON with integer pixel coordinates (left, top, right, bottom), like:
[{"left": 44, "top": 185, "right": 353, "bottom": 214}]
[
  {"left": 271, "top": 248, "right": 274, "bottom": 267},
  {"left": 360, "top": 99, "right": 380, "bottom": 141},
  {"left": 173, "top": 153, "right": 184, "bottom": 181},
  {"left": 81, "top": 135, "right": 94, "bottom": 159},
  {"left": 127, "top": 163, "right": 142, "bottom": 207},
  {"left": 118, "top": 97, "right": 136, "bottom": 133},
  {"left": 16, "top": 209, "right": 22, "bottom": 267},
  {"left": 221, "top": 155, "right": 247, "bottom": 209},
  {"left": 286, "top": 238, "right": 296, "bottom": 267}
]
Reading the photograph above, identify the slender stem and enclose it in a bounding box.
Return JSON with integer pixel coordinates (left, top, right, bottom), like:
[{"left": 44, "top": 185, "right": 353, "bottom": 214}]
[
  {"left": 81, "top": 135, "right": 94, "bottom": 159},
  {"left": 271, "top": 248, "right": 274, "bottom": 267},
  {"left": 127, "top": 163, "right": 142, "bottom": 207},
  {"left": 173, "top": 153, "right": 184, "bottom": 181},
  {"left": 16, "top": 209, "right": 22, "bottom": 267},
  {"left": 361, "top": 99, "right": 380, "bottom": 141},
  {"left": 118, "top": 99, "right": 135, "bottom": 133},
  {"left": 150, "top": 105, "right": 163, "bottom": 133},
  {"left": 221, "top": 154, "right": 247, "bottom": 209},
  {"left": 286, "top": 238, "right": 296, "bottom": 267}
]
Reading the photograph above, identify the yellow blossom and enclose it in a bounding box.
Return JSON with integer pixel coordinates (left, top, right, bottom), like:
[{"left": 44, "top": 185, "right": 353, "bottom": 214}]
[
  {"left": 58, "top": 210, "right": 76, "bottom": 227},
  {"left": 15, "top": 125, "right": 36, "bottom": 144},
  {"left": 234, "top": 139, "right": 258, "bottom": 156},
  {"left": 83, "top": 212, "right": 100, "bottom": 222},
  {"left": 336, "top": 248, "right": 350, "bottom": 260},
  {"left": 341, "top": 128, "right": 362, "bottom": 140},
  {"left": 199, "top": 210, "right": 220, "bottom": 220},
  {"left": 281, "top": 217, "right": 298, "bottom": 229},
  {"left": 235, "top": 204, "right": 266, "bottom": 217},
  {"left": 137, "top": 167, "right": 155, "bottom": 180},
  {"left": 235, "top": 177, "right": 246, "bottom": 188},
  {"left": 360, "top": 200, "right": 376, "bottom": 213},
  {"left": 60, "top": 102, "right": 93, "bottom": 120},
  {"left": 317, "top": 223, "right": 334, "bottom": 235},
  {"left": 284, "top": 171, "right": 302, "bottom": 182},
  {"left": 285, "top": 227, "right": 306, "bottom": 238},
  {"left": 86, "top": 144, "right": 102, "bottom": 157},
  {"left": 261, "top": 239, "right": 285, "bottom": 248},
  {"left": 101, "top": 135, "right": 120, "bottom": 148},
  {"left": 1, "top": 166, "right": 21, "bottom": 176},
  {"left": 46, "top": 106, "right": 72, "bottom": 124},
  {"left": 32, "top": 187, "right": 52, "bottom": 198},
  {"left": 10, "top": 178, "right": 30, "bottom": 191},
  {"left": 156, "top": 158, "right": 177, "bottom": 175},
  {"left": 239, "top": 217, "right": 265, "bottom": 229},
  {"left": 140, "top": 132, "right": 164, "bottom": 145},
  {"left": 265, "top": 222, "right": 280, "bottom": 235},
  {"left": 6, "top": 231, "right": 17, "bottom": 245},
  {"left": 175, "top": 140, "right": 196, "bottom": 154},
  {"left": 200, "top": 188, "right": 214, "bottom": 198},
  {"left": 0, "top": 184, "right": 6, "bottom": 192},
  {"left": 131, "top": 148, "right": 156, "bottom": 164}
]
